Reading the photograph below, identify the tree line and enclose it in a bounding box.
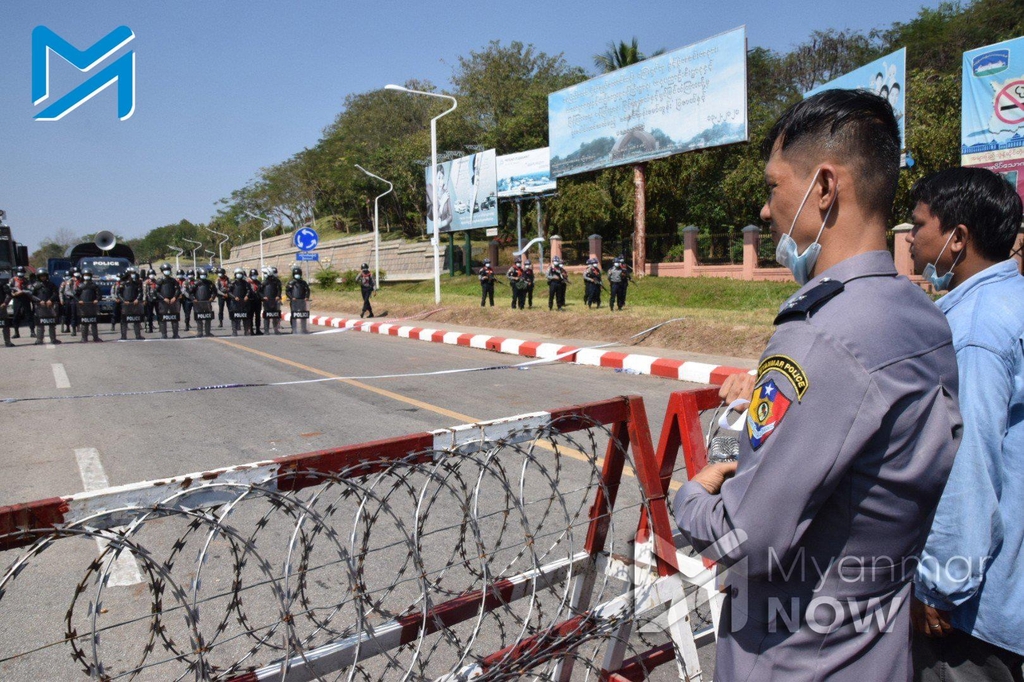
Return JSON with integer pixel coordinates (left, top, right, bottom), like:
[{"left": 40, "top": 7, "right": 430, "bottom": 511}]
[{"left": 30, "top": 0, "right": 1024, "bottom": 268}]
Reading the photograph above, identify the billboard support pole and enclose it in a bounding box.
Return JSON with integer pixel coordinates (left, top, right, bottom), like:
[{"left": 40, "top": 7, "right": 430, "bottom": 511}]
[
  {"left": 536, "top": 198, "right": 545, "bottom": 272},
  {"left": 465, "top": 231, "right": 472, "bottom": 275},
  {"left": 516, "top": 200, "right": 523, "bottom": 253},
  {"left": 449, "top": 233, "right": 456, "bottom": 276}
]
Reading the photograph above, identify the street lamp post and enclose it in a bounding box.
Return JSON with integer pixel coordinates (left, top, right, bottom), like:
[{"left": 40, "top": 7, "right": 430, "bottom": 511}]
[
  {"left": 205, "top": 225, "right": 230, "bottom": 266},
  {"left": 183, "top": 238, "right": 201, "bottom": 273},
  {"left": 355, "top": 164, "right": 393, "bottom": 291},
  {"left": 167, "top": 245, "right": 184, "bottom": 272},
  {"left": 384, "top": 84, "right": 457, "bottom": 305},
  {"left": 245, "top": 211, "right": 275, "bottom": 272}
]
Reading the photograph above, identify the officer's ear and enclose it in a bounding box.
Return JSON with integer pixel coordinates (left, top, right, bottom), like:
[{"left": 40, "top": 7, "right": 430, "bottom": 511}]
[
  {"left": 816, "top": 164, "right": 839, "bottom": 212},
  {"left": 948, "top": 224, "right": 971, "bottom": 259}
]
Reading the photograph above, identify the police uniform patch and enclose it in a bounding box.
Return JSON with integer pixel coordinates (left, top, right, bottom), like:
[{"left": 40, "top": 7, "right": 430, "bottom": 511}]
[
  {"left": 747, "top": 379, "right": 791, "bottom": 450},
  {"left": 757, "top": 354, "right": 809, "bottom": 401}
]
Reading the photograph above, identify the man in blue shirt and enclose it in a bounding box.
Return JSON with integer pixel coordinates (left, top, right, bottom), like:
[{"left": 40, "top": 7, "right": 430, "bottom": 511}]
[{"left": 907, "top": 167, "right": 1024, "bottom": 681}]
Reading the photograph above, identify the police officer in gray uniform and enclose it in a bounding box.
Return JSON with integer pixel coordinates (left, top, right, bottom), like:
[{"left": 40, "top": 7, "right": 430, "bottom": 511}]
[
  {"left": 286, "top": 266, "right": 311, "bottom": 334},
  {"left": 674, "top": 90, "right": 963, "bottom": 682}
]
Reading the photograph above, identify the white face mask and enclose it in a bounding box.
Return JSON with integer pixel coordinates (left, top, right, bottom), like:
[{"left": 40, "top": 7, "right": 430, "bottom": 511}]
[
  {"left": 774, "top": 168, "right": 837, "bottom": 285},
  {"left": 294, "top": 274, "right": 301, "bottom": 280},
  {"left": 922, "top": 228, "right": 964, "bottom": 292}
]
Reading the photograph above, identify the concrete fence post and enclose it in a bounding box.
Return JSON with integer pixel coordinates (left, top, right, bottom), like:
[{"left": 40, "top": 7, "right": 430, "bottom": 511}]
[
  {"left": 682, "top": 226, "right": 699, "bottom": 277},
  {"left": 550, "top": 235, "right": 563, "bottom": 262},
  {"left": 892, "top": 223, "right": 913, "bottom": 278},
  {"left": 742, "top": 224, "right": 760, "bottom": 281}
]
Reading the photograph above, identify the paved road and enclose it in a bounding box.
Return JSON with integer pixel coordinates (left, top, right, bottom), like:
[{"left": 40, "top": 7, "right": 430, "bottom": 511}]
[{"left": 0, "top": 323, "right": 720, "bottom": 680}]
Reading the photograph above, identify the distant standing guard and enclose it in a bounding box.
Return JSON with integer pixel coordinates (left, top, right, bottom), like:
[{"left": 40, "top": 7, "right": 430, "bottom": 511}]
[
  {"left": 75, "top": 269, "right": 103, "bottom": 342},
  {"left": 191, "top": 268, "right": 217, "bottom": 338},
  {"left": 60, "top": 269, "right": 80, "bottom": 335},
  {"left": 358, "top": 263, "right": 376, "bottom": 318},
  {"left": 215, "top": 268, "right": 230, "bottom": 328},
  {"left": 9, "top": 266, "right": 33, "bottom": 339},
  {"left": 546, "top": 257, "right": 569, "bottom": 311},
  {"left": 507, "top": 259, "right": 527, "bottom": 310},
  {"left": 247, "top": 268, "right": 263, "bottom": 336},
  {"left": 156, "top": 265, "right": 182, "bottom": 339},
  {"left": 286, "top": 266, "right": 311, "bottom": 334},
  {"left": 261, "top": 267, "right": 284, "bottom": 334},
  {"left": 523, "top": 260, "right": 536, "bottom": 308},
  {"left": 228, "top": 268, "right": 251, "bottom": 336},
  {"left": 478, "top": 259, "right": 495, "bottom": 307},
  {"left": 607, "top": 257, "right": 630, "bottom": 311},
  {"left": 584, "top": 258, "right": 603, "bottom": 308},
  {"left": 30, "top": 269, "right": 62, "bottom": 345},
  {"left": 117, "top": 268, "right": 146, "bottom": 340},
  {"left": 0, "top": 278, "right": 13, "bottom": 347}
]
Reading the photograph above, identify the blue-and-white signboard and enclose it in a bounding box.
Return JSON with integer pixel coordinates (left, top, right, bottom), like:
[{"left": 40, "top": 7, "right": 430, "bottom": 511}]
[
  {"left": 294, "top": 227, "right": 319, "bottom": 251},
  {"left": 805, "top": 48, "right": 907, "bottom": 164},
  {"left": 295, "top": 252, "right": 319, "bottom": 262},
  {"left": 548, "top": 27, "right": 748, "bottom": 177},
  {"left": 962, "top": 36, "right": 1024, "bottom": 203},
  {"left": 425, "top": 149, "right": 499, "bottom": 235}
]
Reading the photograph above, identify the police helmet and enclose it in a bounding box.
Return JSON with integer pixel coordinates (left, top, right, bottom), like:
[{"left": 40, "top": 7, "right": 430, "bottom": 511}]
[
  {"left": 81, "top": 269, "right": 93, "bottom": 279},
  {"left": 361, "top": 263, "right": 369, "bottom": 271},
  {"left": 217, "top": 268, "right": 226, "bottom": 276},
  {"left": 248, "top": 268, "right": 258, "bottom": 278},
  {"left": 187, "top": 269, "right": 195, "bottom": 278},
  {"left": 176, "top": 269, "right": 185, "bottom": 277},
  {"left": 38, "top": 268, "right": 49, "bottom": 278},
  {"left": 271, "top": 267, "right": 278, "bottom": 275},
  {"left": 514, "top": 258, "right": 521, "bottom": 265},
  {"left": 553, "top": 257, "right": 561, "bottom": 264},
  {"left": 234, "top": 267, "right": 245, "bottom": 279},
  {"left": 524, "top": 260, "right": 532, "bottom": 267},
  {"left": 198, "top": 268, "right": 208, "bottom": 279},
  {"left": 148, "top": 269, "right": 156, "bottom": 277},
  {"left": 15, "top": 266, "right": 25, "bottom": 276},
  {"left": 292, "top": 266, "right": 302, "bottom": 276},
  {"left": 161, "top": 264, "right": 172, "bottom": 273}
]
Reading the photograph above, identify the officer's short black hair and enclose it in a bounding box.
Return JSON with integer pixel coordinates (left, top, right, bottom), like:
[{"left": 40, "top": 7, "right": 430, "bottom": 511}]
[
  {"left": 910, "top": 167, "right": 1023, "bottom": 262},
  {"left": 762, "top": 89, "right": 901, "bottom": 219}
]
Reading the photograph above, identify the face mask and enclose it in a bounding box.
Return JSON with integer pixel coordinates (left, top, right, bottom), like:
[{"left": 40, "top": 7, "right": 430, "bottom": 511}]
[
  {"left": 294, "top": 274, "right": 301, "bottom": 280},
  {"left": 922, "top": 228, "right": 964, "bottom": 292},
  {"left": 84, "top": 276, "right": 92, "bottom": 281},
  {"left": 236, "top": 274, "right": 244, "bottom": 280},
  {"left": 131, "top": 274, "right": 139, "bottom": 280},
  {"left": 775, "top": 169, "right": 837, "bottom": 285}
]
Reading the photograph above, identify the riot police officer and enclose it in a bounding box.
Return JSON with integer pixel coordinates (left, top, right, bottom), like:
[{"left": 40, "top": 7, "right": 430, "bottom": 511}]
[
  {"left": 156, "top": 265, "right": 182, "bottom": 339},
  {"left": 30, "top": 269, "right": 62, "bottom": 345},
  {"left": 117, "top": 267, "right": 146, "bottom": 340},
  {"left": 523, "top": 260, "right": 536, "bottom": 308},
  {"left": 61, "top": 269, "right": 81, "bottom": 334},
  {"left": 285, "top": 266, "right": 311, "bottom": 334},
  {"left": 358, "top": 263, "right": 376, "bottom": 318},
  {"left": 191, "top": 268, "right": 217, "bottom": 338},
  {"left": 546, "top": 257, "right": 569, "bottom": 311},
  {"left": 246, "top": 268, "right": 263, "bottom": 335},
  {"left": 479, "top": 259, "right": 495, "bottom": 307},
  {"left": 143, "top": 270, "right": 158, "bottom": 333},
  {"left": 215, "top": 268, "right": 230, "bottom": 327},
  {"left": 0, "top": 278, "right": 13, "bottom": 347},
  {"left": 507, "top": 259, "right": 527, "bottom": 310},
  {"left": 75, "top": 269, "right": 103, "bottom": 342},
  {"left": 9, "top": 266, "right": 33, "bottom": 339},
  {"left": 181, "top": 270, "right": 196, "bottom": 332},
  {"left": 607, "top": 257, "right": 630, "bottom": 311},
  {"left": 228, "top": 268, "right": 251, "bottom": 336},
  {"left": 583, "top": 258, "right": 603, "bottom": 308},
  {"left": 261, "top": 267, "right": 284, "bottom": 334}
]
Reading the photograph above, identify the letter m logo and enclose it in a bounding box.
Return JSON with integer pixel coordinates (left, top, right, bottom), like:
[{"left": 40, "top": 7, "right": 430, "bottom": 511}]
[{"left": 32, "top": 26, "right": 135, "bottom": 121}]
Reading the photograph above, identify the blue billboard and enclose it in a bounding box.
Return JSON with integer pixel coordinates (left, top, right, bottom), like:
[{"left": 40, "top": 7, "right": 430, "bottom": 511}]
[
  {"left": 961, "top": 37, "right": 1024, "bottom": 202},
  {"left": 425, "top": 149, "right": 499, "bottom": 234},
  {"left": 805, "top": 48, "right": 907, "bottom": 162},
  {"left": 548, "top": 27, "right": 748, "bottom": 178}
]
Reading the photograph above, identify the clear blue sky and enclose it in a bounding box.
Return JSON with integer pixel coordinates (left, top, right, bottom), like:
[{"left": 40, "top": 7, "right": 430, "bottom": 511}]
[{"left": 0, "top": 0, "right": 943, "bottom": 251}]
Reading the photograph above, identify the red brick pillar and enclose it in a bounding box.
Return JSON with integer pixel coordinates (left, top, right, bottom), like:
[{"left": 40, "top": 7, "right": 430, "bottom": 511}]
[
  {"left": 892, "top": 223, "right": 913, "bottom": 278},
  {"left": 588, "top": 234, "right": 603, "bottom": 264},
  {"left": 489, "top": 240, "right": 500, "bottom": 267},
  {"left": 682, "top": 226, "right": 699, "bottom": 277},
  {"left": 550, "top": 235, "right": 563, "bottom": 262}
]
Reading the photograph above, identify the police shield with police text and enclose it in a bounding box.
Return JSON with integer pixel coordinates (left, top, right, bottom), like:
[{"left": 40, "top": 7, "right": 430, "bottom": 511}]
[
  {"left": 9, "top": 266, "right": 33, "bottom": 339},
  {"left": 286, "top": 267, "right": 311, "bottom": 334},
  {"left": 191, "top": 268, "right": 216, "bottom": 338},
  {"left": 228, "top": 268, "right": 251, "bottom": 336},
  {"left": 74, "top": 269, "right": 103, "bottom": 342},
  {"left": 116, "top": 268, "right": 145, "bottom": 340},
  {"left": 156, "top": 266, "right": 182, "bottom": 339},
  {"left": 261, "top": 267, "right": 284, "bottom": 334},
  {"left": 31, "top": 270, "right": 62, "bottom": 345}
]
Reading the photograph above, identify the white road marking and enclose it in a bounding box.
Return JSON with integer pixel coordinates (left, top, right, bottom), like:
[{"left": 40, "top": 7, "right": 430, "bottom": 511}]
[
  {"left": 51, "top": 363, "right": 70, "bottom": 389},
  {"left": 74, "top": 448, "right": 144, "bottom": 586}
]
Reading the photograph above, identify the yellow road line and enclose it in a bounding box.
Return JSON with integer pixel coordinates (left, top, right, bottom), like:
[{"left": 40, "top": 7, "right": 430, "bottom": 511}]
[{"left": 213, "top": 337, "right": 685, "bottom": 492}]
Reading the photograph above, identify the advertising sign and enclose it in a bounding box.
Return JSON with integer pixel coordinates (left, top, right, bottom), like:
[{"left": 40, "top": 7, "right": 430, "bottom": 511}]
[
  {"left": 425, "top": 149, "right": 499, "bottom": 234},
  {"left": 496, "top": 148, "right": 557, "bottom": 197},
  {"left": 547, "top": 27, "right": 748, "bottom": 178},
  {"left": 805, "top": 48, "right": 907, "bottom": 163},
  {"left": 962, "top": 37, "right": 1024, "bottom": 202}
]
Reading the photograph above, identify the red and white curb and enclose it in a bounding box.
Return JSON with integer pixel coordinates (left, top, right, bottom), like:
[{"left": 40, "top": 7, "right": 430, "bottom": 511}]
[{"left": 285, "top": 312, "right": 750, "bottom": 386}]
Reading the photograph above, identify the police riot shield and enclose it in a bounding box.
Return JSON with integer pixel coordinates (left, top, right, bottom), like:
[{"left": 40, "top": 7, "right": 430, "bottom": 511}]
[
  {"left": 78, "top": 302, "right": 99, "bottom": 324},
  {"left": 289, "top": 299, "right": 309, "bottom": 319},
  {"left": 36, "top": 302, "right": 59, "bottom": 326},
  {"left": 158, "top": 300, "right": 181, "bottom": 322},
  {"left": 263, "top": 300, "right": 281, "bottom": 319},
  {"left": 193, "top": 300, "right": 214, "bottom": 320},
  {"left": 122, "top": 302, "right": 144, "bottom": 323}
]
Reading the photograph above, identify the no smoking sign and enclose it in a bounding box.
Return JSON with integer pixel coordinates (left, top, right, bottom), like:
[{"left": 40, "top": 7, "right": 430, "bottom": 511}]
[{"left": 995, "top": 80, "right": 1024, "bottom": 125}]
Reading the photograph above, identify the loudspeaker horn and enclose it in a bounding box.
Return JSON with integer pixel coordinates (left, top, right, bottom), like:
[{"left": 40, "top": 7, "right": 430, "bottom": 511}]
[{"left": 94, "top": 231, "right": 117, "bottom": 252}]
